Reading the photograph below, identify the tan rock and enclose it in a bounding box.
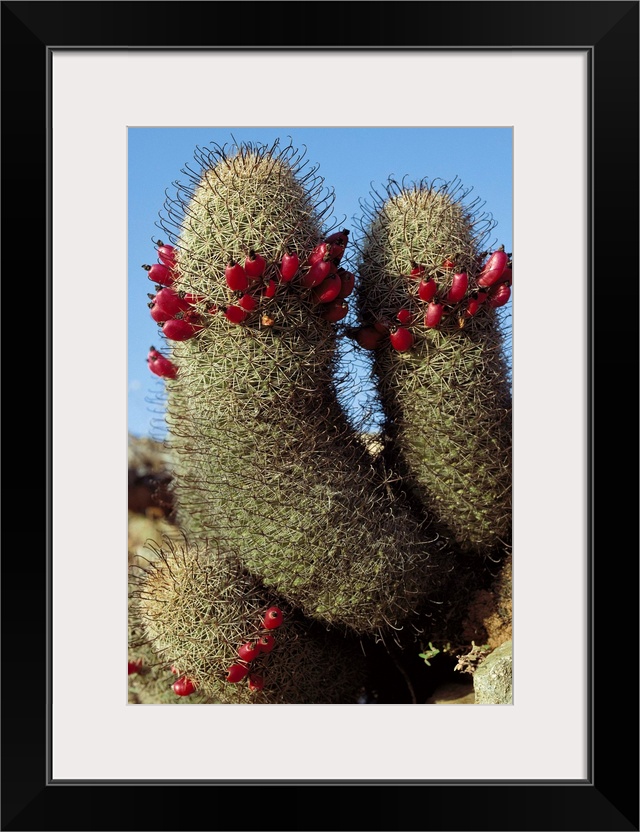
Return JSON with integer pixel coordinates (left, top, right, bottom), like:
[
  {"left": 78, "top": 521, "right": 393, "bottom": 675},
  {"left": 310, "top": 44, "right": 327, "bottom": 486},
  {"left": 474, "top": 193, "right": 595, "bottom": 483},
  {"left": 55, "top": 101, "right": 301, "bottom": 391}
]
[{"left": 473, "top": 640, "right": 513, "bottom": 704}]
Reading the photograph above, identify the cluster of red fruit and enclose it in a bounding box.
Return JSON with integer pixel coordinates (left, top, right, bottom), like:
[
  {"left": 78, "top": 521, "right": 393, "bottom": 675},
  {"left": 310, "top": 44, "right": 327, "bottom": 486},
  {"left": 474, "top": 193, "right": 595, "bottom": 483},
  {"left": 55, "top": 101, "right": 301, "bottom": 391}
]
[
  {"left": 147, "top": 345, "right": 178, "bottom": 379},
  {"left": 144, "top": 232, "right": 355, "bottom": 336},
  {"left": 144, "top": 242, "right": 206, "bottom": 343},
  {"left": 143, "top": 233, "right": 356, "bottom": 377},
  {"left": 165, "top": 606, "right": 285, "bottom": 698},
  {"left": 217, "top": 228, "right": 354, "bottom": 326},
  {"left": 224, "top": 606, "right": 285, "bottom": 693},
  {"left": 354, "top": 246, "right": 513, "bottom": 353}
]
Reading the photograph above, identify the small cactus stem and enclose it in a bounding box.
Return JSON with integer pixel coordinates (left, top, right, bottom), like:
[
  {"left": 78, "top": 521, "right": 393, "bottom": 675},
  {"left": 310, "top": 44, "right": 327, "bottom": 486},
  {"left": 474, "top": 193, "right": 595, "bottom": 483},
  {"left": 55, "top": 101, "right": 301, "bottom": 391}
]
[
  {"left": 129, "top": 535, "right": 367, "bottom": 704},
  {"left": 353, "top": 176, "right": 512, "bottom": 557}
]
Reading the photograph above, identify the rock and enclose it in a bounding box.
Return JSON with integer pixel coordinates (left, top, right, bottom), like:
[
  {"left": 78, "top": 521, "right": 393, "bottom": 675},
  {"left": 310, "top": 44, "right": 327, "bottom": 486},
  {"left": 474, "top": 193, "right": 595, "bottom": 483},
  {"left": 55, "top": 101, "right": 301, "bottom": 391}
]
[
  {"left": 128, "top": 474, "right": 173, "bottom": 516},
  {"left": 461, "top": 553, "right": 512, "bottom": 650},
  {"left": 128, "top": 434, "right": 174, "bottom": 516},
  {"left": 128, "top": 433, "right": 173, "bottom": 474},
  {"left": 473, "top": 640, "right": 512, "bottom": 704}
]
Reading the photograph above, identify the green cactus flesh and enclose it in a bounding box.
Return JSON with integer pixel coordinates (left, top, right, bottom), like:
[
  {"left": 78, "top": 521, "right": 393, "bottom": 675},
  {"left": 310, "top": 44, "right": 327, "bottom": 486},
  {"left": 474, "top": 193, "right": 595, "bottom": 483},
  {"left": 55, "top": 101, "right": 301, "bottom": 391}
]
[
  {"left": 353, "top": 179, "right": 512, "bottom": 556},
  {"left": 156, "top": 140, "right": 450, "bottom": 634},
  {"left": 130, "top": 535, "right": 367, "bottom": 704}
]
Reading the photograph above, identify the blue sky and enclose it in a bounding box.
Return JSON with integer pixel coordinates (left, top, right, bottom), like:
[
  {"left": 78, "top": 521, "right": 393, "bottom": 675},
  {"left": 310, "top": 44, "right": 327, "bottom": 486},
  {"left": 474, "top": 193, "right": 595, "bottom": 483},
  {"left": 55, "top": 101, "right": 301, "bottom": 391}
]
[{"left": 128, "top": 127, "right": 512, "bottom": 440}]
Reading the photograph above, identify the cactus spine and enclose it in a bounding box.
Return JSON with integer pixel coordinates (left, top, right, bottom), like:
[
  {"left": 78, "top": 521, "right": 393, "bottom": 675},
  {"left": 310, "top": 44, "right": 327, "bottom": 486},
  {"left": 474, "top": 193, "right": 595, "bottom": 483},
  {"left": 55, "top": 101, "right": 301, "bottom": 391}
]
[
  {"left": 156, "top": 141, "right": 450, "bottom": 635},
  {"left": 353, "top": 178, "right": 512, "bottom": 557}
]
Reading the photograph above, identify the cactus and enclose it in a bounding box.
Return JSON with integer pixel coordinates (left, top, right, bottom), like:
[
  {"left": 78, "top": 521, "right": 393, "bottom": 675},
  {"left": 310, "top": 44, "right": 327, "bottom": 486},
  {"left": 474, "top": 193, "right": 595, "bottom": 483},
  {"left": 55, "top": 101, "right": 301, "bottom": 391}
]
[
  {"left": 352, "top": 177, "right": 512, "bottom": 557},
  {"left": 154, "top": 140, "right": 451, "bottom": 635},
  {"left": 130, "top": 535, "right": 367, "bottom": 704},
  {"left": 131, "top": 140, "right": 514, "bottom": 704}
]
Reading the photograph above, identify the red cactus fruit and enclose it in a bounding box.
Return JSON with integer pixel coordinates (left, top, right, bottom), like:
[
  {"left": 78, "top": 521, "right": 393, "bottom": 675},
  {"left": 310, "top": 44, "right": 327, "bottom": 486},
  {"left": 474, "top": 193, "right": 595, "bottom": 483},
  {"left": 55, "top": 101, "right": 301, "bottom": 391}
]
[
  {"left": 225, "top": 259, "right": 249, "bottom": 292},
  {"left": 237, "top": 293, "right": 258, "bottom": 312},
  {"left": 142, "top": 263, "right": 174, "bottom": 288},
  {"left": 262, "top": 606, "right": 284, "bottom": 630},
  {"left": 389, "top": 326, "right": 414, "bottom": 353},
  {"left": 156, "top": 241, "right": 176, "bottom": 267},
  {"left": 237, "top": 641, "right": 262, "bottom": 662},
  {"left": 153, "top": 287, "right": 190, "bottom": 317},
  {"left": 257, "top": 635, "right": 275, "bottom": 654},
  {"left": 307, "top": 241, "right": 332, "bottom": 266},
  {"left": 336, "top": 268, "right": 355, "bottom": 299},
  {"left": 396, "top": 308, "right": 413, "bottom": 325},
  {"left": 172, "top": 676, "right": 196, "bottom": 696},
  {"left": 477, "top": 246, "right": 508, "bottom": 288},
  {"left": 464, "top": 292, "right": 482, "bottom": 318},
  {"left": 446, "top": 272, "right": 469, "bottom": 304},
  {"left": 418, "top": 278, "right": 438, "bottom": 302},
  {"left": 148, "top": 353, "right": 178, "bottom": 379},
  {"left": 356, "top": 326, "right": 383, "bottom": 350},
  {"left": 324, "top": 228, "right": 350, "bottom": 246},
  {"left": 328, "top": 242, "right": 346, "bottom": 261},
  {"left": 182, "top": 292, "right": 206, "bottom": 306},
  {"left": 162, "top": 317, "right": 202, "bottom": 341},
  {"left": 410, "top": 262, "right": 426, "bottom": 279},
  {"left": 312, "top": 272, "right": 342, "bottom": 304},
  {"left": 280, "top": 249, "right": 299, "bottom": 282},
  {"left": 226, "top": 664, "right": 249, "bottom": 683},
  {"left": 464, "top": 289, "right": 489, "bottom": 316},
  {"left": 224, "top": 305, "right": 249, "bottom": 324},
  {"left": 424, "top": 301, "right": 445, "bottom": 328},
  {"left": 248, "top": 674, "right": 265, "bottom": 692},
  {"left": 262, "top": 278, "right": 278, "bottom": 299},
  {"left": 321, "top": 299, "right": 349, "bottom": 322},
  {"left": 149, "top": 301, "right": 170, "bottom": 324},
  {"left": 128, "top": 659, "right": 143, "bottom": 675},
  {"left": 487, "top": 282, "right": 511, "bottom": 308},
  {"left": 302, "top": 258, "right": 334, "bottom": 288},
  {"left": 244, "top": 250, "right": 266, "bottom": 280}
]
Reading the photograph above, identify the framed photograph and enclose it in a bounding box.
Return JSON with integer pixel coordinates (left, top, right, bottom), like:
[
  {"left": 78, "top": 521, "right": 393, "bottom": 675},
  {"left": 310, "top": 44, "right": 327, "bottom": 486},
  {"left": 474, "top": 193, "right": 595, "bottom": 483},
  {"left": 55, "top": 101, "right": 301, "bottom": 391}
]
[{"left": 5, "top": 1, "right": 637, "bottom": 830}]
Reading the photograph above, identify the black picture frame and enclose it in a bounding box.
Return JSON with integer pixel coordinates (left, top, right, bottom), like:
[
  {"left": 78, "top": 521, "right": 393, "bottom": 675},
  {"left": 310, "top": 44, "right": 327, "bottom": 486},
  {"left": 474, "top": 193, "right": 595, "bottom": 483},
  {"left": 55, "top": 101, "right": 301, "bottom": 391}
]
[{"left": 3, "top": 2, "right": 638, "bottom": 830}]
